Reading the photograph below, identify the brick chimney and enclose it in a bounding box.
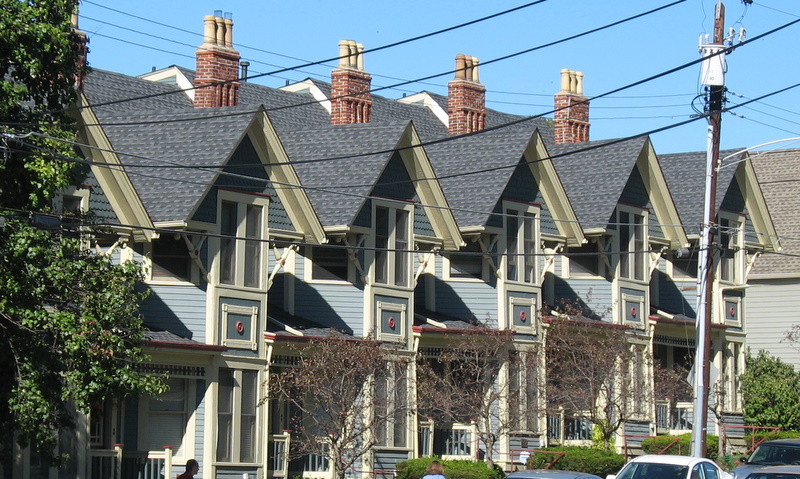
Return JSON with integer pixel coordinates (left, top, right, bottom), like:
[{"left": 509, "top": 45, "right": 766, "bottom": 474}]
[
  {"left": 70, "top": 10, "right": 88, "bottom": 91},
  {"left": 330, "top": 40, "right": 372, "bottom": 124},
  {"left": 553, "top": 69, "right": 590, "bottom": 144},
  {"left": 194, "top": 13, "right": 240, "bottom": 108},
  {"left": 447, "top": 54, "right": 486, "bottom": 135}
]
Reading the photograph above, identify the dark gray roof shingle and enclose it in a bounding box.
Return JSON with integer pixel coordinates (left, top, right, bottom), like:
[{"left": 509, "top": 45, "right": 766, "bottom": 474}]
[{"left": 550, "top": 137, "right": 649, "bottom": 230}]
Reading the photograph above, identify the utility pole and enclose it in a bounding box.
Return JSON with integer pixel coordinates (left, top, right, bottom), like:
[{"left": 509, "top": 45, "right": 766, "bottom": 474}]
[{"left": 692, "top": 0, "right": 725, "bottom": 458}]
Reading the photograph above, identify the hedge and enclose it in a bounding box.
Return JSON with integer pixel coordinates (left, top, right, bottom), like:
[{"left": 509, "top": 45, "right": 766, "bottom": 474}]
[
  {"left": 640, "top": 434, "right": 718, "bottom": 460},
  {"left": 526, "top": 446, "right": 626, "bottom": 477},
  {"left": 396, "top": 457, "right": 503, "bottom": 479},
  {"left": 744, "top": 430, "right": 800, "bottom": 445}
]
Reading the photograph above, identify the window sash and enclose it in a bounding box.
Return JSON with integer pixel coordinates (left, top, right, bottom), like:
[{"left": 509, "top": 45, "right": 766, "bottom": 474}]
[
  {"left": 374, "top": 206, "right": 411, "bottom": 287},
  {"left": 220, "top": 201, "right": 237, "bottom": 285},
  {"left": 619, "top": 211, "right": 645, "bottom": 281},
  {"left": 506, "top": 209, "right": 537, "bottom": 284},
  {"left": 219, "top": 199, "right": 265, "bottom": 288},
  {"left": 217, "top": 368, "right": 259, "bottom": 463}
]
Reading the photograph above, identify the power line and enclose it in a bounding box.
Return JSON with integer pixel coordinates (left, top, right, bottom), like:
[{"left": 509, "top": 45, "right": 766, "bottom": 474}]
[{"left": 63, "top": 0, "right": 685, "bottom": 114}]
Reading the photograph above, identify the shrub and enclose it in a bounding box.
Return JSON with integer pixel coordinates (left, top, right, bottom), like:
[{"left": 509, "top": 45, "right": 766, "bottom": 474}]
[
  {"left": 640, "top": 433, "right": 718, "bottom": 460},
  {"left": 744, "top": 429, "right": 800, "bottom": 446},
  {"left": 396, "top": 457, "right": 503, "bottom": 479},
  {"left": 526, "top": 446, "right": 625, "bottom": 477}
]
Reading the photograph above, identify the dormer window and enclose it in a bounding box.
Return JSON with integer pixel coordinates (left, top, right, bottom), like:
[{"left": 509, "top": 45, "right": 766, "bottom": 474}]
[
  {"left": 618, "top": 209, "right": 646, "bottom": 281},
  {"left": 152, "top": 235, "right": 191, "bottom": 281},
  {"left": 374, "top": 204, "right": 411, "bottom": 287},
  {"left": 719, "top": 216, "right": 742, "bottom": 283},
  {"left": 218, "top": 191, "right": 269, "bottom": 289},
  {"left": 505, "top": 206, "right": 538, "bottom": 284}
]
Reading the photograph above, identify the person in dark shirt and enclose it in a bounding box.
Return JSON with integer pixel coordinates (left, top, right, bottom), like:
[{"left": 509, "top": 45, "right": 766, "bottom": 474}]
[{"left": 176, "top": 459, "right": 199, "bottom": 479}]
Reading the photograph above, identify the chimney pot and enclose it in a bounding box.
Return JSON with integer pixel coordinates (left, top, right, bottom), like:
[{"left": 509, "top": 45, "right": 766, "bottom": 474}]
[
  {"left": 553, "top": 69, "right": 590, "bottom": 144},
  {"left": 331, "top": 39, "right": 372, "bottom": 124},
  {"left": 454, "top": 54, "right": 467, "bottom": 81},
  {"left": 195, "top": 12, "right": 241, "bottom": 108},
  {"left": 448, "top": 54, "right": 486, "bottom": 135}
]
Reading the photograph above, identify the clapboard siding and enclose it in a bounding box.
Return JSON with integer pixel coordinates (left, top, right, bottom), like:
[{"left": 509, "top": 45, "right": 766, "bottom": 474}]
[
  {"left": 745, "top": 279, "right": 800, "bottom": 370},
  {"left": 140, "top": 283, "right": 207, "bottom": 342}
]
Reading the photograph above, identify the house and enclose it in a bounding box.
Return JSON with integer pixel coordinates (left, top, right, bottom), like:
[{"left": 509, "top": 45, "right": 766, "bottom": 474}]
[
  {"left": 8, "top": 9, "right": 786, "bottom": 479},
  {"left": 659, "top": 149, "right": 778, "bottom": 438},
  {"left": 746, "top": 148, "right": 800, "bottom": 371}
]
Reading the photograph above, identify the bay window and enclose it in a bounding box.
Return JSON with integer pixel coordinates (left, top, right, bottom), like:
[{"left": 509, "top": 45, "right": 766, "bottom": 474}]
[
  {"left": 374, "top": 205, "right": 411, "bottom": 287},
  {"left": 506, "top": 208, "right": 538, "bottom": 284},
  {"left": 217, "top": 368, "right": 259, "bottom": 463},
  {"left": 219, "top": 193, "right": 268, "bottom": 288}
]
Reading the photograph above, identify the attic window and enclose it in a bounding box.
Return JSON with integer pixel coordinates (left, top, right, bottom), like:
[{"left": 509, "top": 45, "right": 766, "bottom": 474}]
[
  {"left": 152, "top": 235, "right": 190, "bottom": 281},
  {"left": 311, "top": 246, "right": 348, "bottom": 281},
  {"left": 449, "top": 240, "right": 483, "bottom": 280}
]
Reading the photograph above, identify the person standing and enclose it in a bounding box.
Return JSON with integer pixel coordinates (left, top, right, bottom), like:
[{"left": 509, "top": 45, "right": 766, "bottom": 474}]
[
  {"left": 176, "top": 459, "right": 199, "bottom": 479},
  {"left": 422, "top": 460, "right": 446, "bottom": 479}
]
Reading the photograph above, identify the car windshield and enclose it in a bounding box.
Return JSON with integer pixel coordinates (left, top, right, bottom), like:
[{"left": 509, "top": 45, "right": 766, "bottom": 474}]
[
  {"left": 617, "top": 463, "right": 688, "bottom": 479},
  {"left": 748, "top": 445, "right": 800, "bottom": 466}
]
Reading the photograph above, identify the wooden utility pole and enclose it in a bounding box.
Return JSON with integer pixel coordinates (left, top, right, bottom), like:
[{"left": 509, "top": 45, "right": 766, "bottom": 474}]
[{"left": 692, "top": 0, "right": 725, "bottom": 458}]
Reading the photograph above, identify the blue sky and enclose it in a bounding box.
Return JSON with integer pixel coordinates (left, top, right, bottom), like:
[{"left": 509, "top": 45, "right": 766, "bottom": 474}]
[{"left": 78, "top": 0, "right": 800, "bottom": 156}]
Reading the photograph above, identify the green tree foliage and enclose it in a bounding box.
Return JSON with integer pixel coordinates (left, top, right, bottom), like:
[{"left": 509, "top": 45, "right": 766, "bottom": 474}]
[
  {"left": 0, "top": 0, "right": 164, "bottom": 463},
  {"left": 1, "top": 0, "right": 87, "bottom": 210},
  {"left": 740, "top": 351, "right": 800, "bottom": 430}
]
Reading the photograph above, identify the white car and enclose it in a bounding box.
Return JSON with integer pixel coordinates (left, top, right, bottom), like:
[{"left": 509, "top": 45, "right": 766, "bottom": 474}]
[{"left": 607, "top": 455, "right": 733, "bottom": 479}]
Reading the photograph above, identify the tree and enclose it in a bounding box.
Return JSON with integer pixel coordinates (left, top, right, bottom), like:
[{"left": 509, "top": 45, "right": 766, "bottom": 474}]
[
  {"left": 740, "top": 350, "right": 800, "bottom": 430},
  {"left": 545, "top": 318, "right": 648, "bottom": 451},
  {"left": 0, "top": 0, "right": 163, "bottom": 463},
  {"left": 267, "top": 333, "right": 412, "bottom": 479},
  {"left": 416, "top": 328, "right": 534, "bottom": 470}
]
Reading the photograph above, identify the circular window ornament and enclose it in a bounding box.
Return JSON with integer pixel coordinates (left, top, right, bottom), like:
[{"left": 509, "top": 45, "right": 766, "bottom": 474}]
[
  {"left": 236, "top": 321, "right": 245, "bottom": 334},
  {"left": 729, "top": 306, "right": 736, "bottom": 317},
  {"left": 630, "top": 306, "right": 637, "bottom": 318},
  {"left": 388, "top": 317, "right": 396, "bottom": 329},
  {"left": 519, "top": 311, "right": 527, "bottom": 323}
]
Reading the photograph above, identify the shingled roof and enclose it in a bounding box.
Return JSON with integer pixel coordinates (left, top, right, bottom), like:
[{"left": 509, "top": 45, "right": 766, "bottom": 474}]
[
  {"left": 549, "top": 136, "right": 650, "bottom": 231},
  {"left": 658, "top": 149, "right": 743, "bottom": 237},
  {"left": 749, "top": 148, "right": 800, "bottom": 275}
]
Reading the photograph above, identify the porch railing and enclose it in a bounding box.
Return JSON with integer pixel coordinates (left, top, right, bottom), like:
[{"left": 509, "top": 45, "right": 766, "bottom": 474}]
[{"left": 87, "top": 445, "right": 173, "bottom": 479}]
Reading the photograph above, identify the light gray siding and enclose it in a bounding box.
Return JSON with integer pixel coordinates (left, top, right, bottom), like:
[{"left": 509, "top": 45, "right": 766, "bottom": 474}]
[
  {"left": 140, "top": 283, "right": 207, "bottom": 342},
  {"left": 745, "top": 279, "right": 800, "bottom": 370}
]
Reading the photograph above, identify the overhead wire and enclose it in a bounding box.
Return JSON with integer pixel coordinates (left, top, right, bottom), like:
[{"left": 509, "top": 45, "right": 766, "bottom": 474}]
[{"left": 63, "top": 0, "right": 686, "bottom": 114}]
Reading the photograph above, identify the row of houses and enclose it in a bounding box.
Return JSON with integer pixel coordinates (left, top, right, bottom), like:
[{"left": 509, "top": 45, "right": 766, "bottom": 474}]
[{"left": 10, "top": 11, "right": 797, "bottom": 479}]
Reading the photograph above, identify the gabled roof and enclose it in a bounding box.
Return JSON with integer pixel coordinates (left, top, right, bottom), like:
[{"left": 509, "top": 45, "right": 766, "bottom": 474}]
[
  {"left": 84, "top": 68, "right": 193, "bottom": 115},
  {"left": 661, "top": 149, "right": 778, "bottom": 252},
  {"left": 280, "top": 120, "right": 462, "bottom": 249},
  {"left": 550, "top": 137, "right": 687, "bottom": 247},
  {"left": 425, "top": 124, "right": 583, "bottom": 246},
  {"left": 97, "top": 105, "right": 261, "bottom": 224},
  {"left": 749, "top": 148, "right": 799, "bottom": 275}
]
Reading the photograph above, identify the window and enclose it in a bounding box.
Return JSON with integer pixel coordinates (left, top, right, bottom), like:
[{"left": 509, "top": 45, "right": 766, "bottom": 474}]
[
  {"left": 374, "top": 205, "right": 410, "bottom": 287},
  {"left": 374, "top": 361, "right": 409, "bottom": 448},
  {"left": 217, "top": 368, "right": 259, "bottom": 463},
  {"left": 619, "top": 210, "right": 646, "bottom": 281},
  {"left": 506, "top": 208, "right": 538, "bottom": 284},
  {"left": 148, "top": 378, "right": 188, "bottom": 456},
  {"left": 449, "top": 240, "right": 483, "bottom": 280},
  {"left": 152, "top": 235, "right": 191, "bottom": 281},
  {"left": 566, "top": 241, "right": 600, "bottom": 276},
  {"left": 509, "top": 351, "right": 539, "bottom": 432},
  {"left": 311, "top": 246, "right": 349, "bottom": 281},
  {"left": 719, "top": 216, "right": 741, "bottom": 283},
  {"left": 219, "top": 195, "right": 268, "bottom": 288}
]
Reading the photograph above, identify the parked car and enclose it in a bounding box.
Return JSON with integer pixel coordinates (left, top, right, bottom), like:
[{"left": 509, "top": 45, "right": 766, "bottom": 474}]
[
  {"left": 733, "top": 439, "right": 800, "bottom": 479},
  {"left": 742, "top": 465, "right": 800, "bottom": 479},
  {"left": 507, "top": 471, "right": 602, "bottom": 479},
  {"left": 606, "top": 455, "right": 733, "bottom": 479}
]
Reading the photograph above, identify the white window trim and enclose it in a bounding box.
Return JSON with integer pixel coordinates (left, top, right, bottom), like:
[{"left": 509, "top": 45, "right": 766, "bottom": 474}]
[
  {"left": 304, "top": 244, "right": 354, "bottom": 284},
  {"left": 372, "top": 200, "right": 414, "bottom": 289},
  {"left": 54, "top": 186, "right": 90, "bottom": 213},
  {"left": 616, "top": 205, "right": 648, "bottom": 284},
  {"left": 216, "top": 190, "right": 269, "bottom": 290},
  {"left": 509, "top": 296, "right": 537, "bottom": 335},
  {"left": 564, "top": 240, "right": 604, "bottom": 279},
  {"left": 503, "top": 201, "right": 541, "bottom": 286},
  {"left": 377, "top": 301, "right": 407, "bottom": 342},
  {"left": 217, "top": 367, "right": 261, "bottom": 465},
  {"left": 717, "top": 213, "right": 744, "bottom": 285},
  {"left": 221, "top": 303, "right": 259, "bottom": 351},
  {"left": 722, "top": 294, "right": 742, "bottom": 327},
  {"left": 443, "top": 238, "right": 487, "bottom": 282},
  {"left": 622, "top": 292, "right": 645, "bottom": 329}
]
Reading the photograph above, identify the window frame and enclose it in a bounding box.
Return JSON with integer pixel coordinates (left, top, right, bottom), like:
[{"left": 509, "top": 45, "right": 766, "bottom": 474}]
[
  {"left": 718, "top": 214, "right": 743, "bottom": 284},
  {"left": 217, "top": 367, "right": 260, "bottom": 464},
  {"left": 307, "top": 244, "right": 352, "bottom": 283},
  {"left": 377, "top": 301, "right": 407, "bottom": 342},
  {"left": 509, "top": 295, "right": 537, "bottom": 335},
  {"left": 444, "top": 238, "right": 486, "bottom": 282},
  {"left": 217, "top": 190, "right": 269, "bottom": 290},
  {"left": 617, "top": 207, "right": 647, "bottom": 282},
  {"left": 221, "top": 303, "right": 259, "bottom": 350},
  {"left": 372, "top": 201, "right": 413, "bottom": 288},
  {"left": 373, "top": 361, "right": 410, "bottom": 449},
  {"left": 504, "top": 202, "right": 540, "bottom": 285}
]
